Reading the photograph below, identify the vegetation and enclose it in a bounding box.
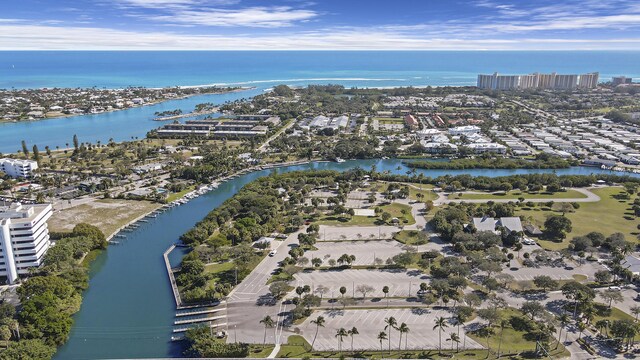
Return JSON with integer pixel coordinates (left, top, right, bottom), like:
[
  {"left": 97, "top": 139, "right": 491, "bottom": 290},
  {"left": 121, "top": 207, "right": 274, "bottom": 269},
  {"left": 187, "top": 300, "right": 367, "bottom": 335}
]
[{"left": 406, "top": 155, "right": 572, "bottom": 170}]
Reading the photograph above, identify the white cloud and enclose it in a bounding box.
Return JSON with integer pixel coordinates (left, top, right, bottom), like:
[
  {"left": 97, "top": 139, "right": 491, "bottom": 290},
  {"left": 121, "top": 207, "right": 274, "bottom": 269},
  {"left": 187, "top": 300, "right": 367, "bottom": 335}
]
[
  {"left": 145, "top": 6, "right": 318, "bottom": 27},
  {"left": 0, "top": 23, "right": 639, "bottom": 50}
]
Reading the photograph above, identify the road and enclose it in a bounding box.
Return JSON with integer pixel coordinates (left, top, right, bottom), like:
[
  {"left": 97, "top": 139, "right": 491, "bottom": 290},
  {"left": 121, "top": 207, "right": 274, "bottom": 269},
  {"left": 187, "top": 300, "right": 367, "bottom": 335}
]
[
  {"left": 226, "top": 227, "right": 304, "bottom": 344},
  {"left": 257, "top": 119, "right": 295, "bottom": 153}
]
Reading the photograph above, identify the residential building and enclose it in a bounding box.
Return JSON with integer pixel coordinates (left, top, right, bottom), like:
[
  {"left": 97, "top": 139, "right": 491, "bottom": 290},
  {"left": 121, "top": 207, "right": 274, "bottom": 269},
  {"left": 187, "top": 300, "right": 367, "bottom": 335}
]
[
  {"left": 448, "top": 125, "right": 481, "bottom": 136},
  {"left": 404, "top": 114, "right": 419, "bottom": 130},
  {"left": 0, "top": 158, "right": 38, "bottom": 178},
  {"left": 472, "top": 216, "right": 523, "bottom": 234},
  {"left": 477, "top": 72, "right": 598, "bottom": 90},
  {"left": 0, "top": 203, "right": 53, "bottom": 284},
  {"left": 613, "top": 76, "right": 633, "bottom": 86}
]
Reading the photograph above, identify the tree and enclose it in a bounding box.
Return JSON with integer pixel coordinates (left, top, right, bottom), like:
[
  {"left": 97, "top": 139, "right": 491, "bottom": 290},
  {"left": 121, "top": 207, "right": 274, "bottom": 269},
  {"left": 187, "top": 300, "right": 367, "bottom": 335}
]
[
  {"left": 269, "top": 281, "right": 289, "bottom": 299},
  {"left": 0, "top": 325, "right": 11, "bottom": 348},
  {"left": 356, "top": 284, "right": 374, "bottom": 299},
  {"left": 398, "top": 322, "right": 410, "bottom": 350},
  {"left": 311, "top": 257, "right": 322, "bottom": 267},
  {"left": 377, "top": 331, "right": 387, "bottom": 352},
  {"left": 544, "top": 215, "right": 572, "bottom": 240},
  {"left": 310, "top": 316, "right": 325, "bottom": 350},
  {"left": 610, "top": 319, "right": 638, "bottom": 350},
  {"left": 259, "top": 315, "right": 274, "bottom": 345},
  {"left": 0, "top": 339, "right": 55, "bottom": 359},
  {"left": 21, "top": 140, "right": 29, "bottom": 158},
  {"left": 433, "top": 316, "right": 449, "bottom": 355},
  {"left": 382, "top": 286, "right": 390, "bottom": 307},
  {"left": 556, "top": 313, "right": 570, "bottom": 349},
  {"left": 448, "top": 332, "right": 461, "bottom": 353},
  {"left": 600, "top": 289, "right": 624, "bottom": 308},
  {"left": 73, "top": 134, "right": 79, "bottom": 150},
  {"left": 384, "top": 316, "right": 397, "bottom": 353},
  {"left": 339, "top": 286, "right": 347, "bottom": 298},
  {"left": 630, "top": 305, "right": 640, "bottom": 322},
  {"left": 348, "top": 326, "right": 359, "bottom": 352},
  {"left": 533, "top": 275, "right": 558, "bottom": 291},
  {"left": 594, "top": 270, "right": 613, "bottom": 284},
  {"left": 521, "top": 301, "right": 546, "bottom": 320},
  {"left": 335, "top": 328, "right": 348, "bottom": 353},
  {"left": 577, "top": 321, "right": 587, "bottom": 340},
  {"left": 32, "top": 145, "right": 40, "bottom": 164}
]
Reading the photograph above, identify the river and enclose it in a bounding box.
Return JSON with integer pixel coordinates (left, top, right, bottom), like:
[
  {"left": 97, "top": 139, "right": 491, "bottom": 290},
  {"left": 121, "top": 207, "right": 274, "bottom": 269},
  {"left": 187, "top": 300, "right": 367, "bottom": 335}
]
[{"left": 53, "top": 159, "right": 638, "bottom": 359}]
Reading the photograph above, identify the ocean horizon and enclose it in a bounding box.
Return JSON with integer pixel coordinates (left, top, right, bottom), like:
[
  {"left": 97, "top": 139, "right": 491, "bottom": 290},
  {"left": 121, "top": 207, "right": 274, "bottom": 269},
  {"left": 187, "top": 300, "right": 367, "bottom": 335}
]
[{"left": 1, "top": 50, "right": 639, "bottom": 89}]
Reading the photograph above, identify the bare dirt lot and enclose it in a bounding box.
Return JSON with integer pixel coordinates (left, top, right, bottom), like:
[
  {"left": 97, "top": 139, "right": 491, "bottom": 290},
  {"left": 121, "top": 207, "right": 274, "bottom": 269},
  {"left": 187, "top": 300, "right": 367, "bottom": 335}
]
[{"left": 48, "top": 198, "right": 160, "bottom": 237}]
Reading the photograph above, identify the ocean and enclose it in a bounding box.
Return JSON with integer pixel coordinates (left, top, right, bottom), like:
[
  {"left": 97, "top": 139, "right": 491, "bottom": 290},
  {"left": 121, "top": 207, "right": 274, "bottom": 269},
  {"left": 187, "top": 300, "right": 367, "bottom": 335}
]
[
  {"left": 0, "top": 50, "right": 639, "bottom": 153},
  {"left": 1, "top": 51, "right": 639, "bottom": 89}
]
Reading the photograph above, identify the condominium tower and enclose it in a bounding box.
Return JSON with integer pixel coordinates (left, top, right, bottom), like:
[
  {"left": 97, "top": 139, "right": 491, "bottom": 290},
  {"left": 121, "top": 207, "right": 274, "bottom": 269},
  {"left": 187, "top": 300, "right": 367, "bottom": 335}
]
[
  {"left": 477, "top": 72, "right": 599, "bottom": 90},
  {"left": 0, "top": 203, "right": 52, "bottom": 284}
]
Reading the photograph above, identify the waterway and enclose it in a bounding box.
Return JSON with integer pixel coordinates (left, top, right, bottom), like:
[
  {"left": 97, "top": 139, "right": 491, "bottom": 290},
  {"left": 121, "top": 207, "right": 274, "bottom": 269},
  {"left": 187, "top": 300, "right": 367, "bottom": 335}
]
[{"left": 53, "top": 159, "right": 639, "bottom": 359}]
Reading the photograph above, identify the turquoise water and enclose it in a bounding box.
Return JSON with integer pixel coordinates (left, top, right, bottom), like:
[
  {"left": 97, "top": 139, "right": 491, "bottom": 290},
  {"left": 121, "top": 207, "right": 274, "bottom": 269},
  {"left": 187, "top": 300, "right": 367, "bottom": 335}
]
[
  {"left": 2, "top": 51, "right": 640, "bottom": 153},
  {"left": 53, "top": 159, "right": 637, "bottom": 359}
]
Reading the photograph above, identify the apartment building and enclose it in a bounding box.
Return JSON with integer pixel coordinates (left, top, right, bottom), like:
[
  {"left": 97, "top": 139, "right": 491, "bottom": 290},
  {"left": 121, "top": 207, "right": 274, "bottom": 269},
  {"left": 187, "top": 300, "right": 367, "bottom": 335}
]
[
  {"left": 477, "top": 72, "right": 599, "bottom": 90},
  {"left": 0, "top": 202, "right": 53, "bottom": 284},
  {"left": 0, "top": 158, "right": 38, "bottom": 178}
]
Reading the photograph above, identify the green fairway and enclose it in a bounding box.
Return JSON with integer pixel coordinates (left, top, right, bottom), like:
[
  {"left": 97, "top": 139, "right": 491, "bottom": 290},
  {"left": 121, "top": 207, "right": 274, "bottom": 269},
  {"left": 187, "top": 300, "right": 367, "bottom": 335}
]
[
  {"left": 450, "top": 189, "right": 587, "bottom": 200},
  {"left": 315, "top": 202, "right": 415, "bottom": 226},
  {"left": 517, "top": 187, "right": 639, "bottom": 251}
]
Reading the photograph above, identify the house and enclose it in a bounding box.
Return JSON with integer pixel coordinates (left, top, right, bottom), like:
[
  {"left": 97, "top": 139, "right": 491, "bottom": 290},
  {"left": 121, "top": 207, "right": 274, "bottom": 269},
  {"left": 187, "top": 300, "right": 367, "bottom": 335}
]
[
  {"left": 523, "top": 224, "right": 543, "bottom": 236},
  {"left": 472, "top": 216, "right": 523, "bottom": 234}
]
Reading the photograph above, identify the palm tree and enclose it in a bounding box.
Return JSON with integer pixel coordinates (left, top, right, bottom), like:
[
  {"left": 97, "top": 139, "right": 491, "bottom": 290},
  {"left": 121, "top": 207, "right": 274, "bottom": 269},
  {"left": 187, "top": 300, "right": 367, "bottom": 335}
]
[
  {"left": 348, "top": 326, "right": 359, "bottom": 353},
  {"left": 310, "top": 316, "right": 325, "bottom": 350},
  {"left": 556, "top": 313, "right": 570, "bottom": 349},
  {"left": 384, "top": 316, "right": 397, "bottom": 354},
  {"left": 398, "top": 322, "right": 409, "bottom": 350},
  {"left": 259, "top": 315, "right": 275, "bottom": 345},
  {"left": 377, "top": 331, "right": 387, "bottom": 352},
  {"left": 335, "top": 328, "right": 348, "bottom": 353},
  {"left": 447, "top": 332, "right": 460, "bottom": 353},
  {"left": 382, "top": 285, "right": 390, "bottom": 307},
  {"left": 433, "top": 316, "right": 449, "bottom": 355},
  {"left": 577, "top": 321, "right": 587, "bottom": 340},
  {"left": 631, "top": 305, "right": 640, "bottom": 322}
]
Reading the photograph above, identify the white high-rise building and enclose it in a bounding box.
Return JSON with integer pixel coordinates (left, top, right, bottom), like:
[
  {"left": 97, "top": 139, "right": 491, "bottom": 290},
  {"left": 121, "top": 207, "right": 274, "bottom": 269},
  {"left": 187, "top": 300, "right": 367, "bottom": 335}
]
[
  {"left": 0, "top": 203, "right": 52, "bottom": 284},
  {"left": 0, "top": 158, "right": 38, "bottom": 178}
]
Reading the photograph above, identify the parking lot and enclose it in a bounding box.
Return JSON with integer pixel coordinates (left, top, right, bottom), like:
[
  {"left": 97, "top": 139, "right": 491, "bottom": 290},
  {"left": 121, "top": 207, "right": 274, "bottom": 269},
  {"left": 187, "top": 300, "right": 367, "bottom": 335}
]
[
  {"left": 318, "top": 225, "right": 400, "bottom": 241},
  {"left": 293, "top": 269, "right": 429, "bottom": 298},
  {"left": 305, "top": 240, "right": 408, "bottom": 266},
  {"left": 297, "top": 308, "right": 483, "bottom": 351}
]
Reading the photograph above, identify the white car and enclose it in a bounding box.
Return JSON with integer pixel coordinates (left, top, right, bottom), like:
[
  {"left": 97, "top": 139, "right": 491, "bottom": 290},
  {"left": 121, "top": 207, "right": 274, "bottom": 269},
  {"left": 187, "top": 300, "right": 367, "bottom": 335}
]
[
  {"left": 522, "top": 239, "right": 536, "bottom": 246},
  {"left": 269, "top": 250, "right": 277, "bottom": 257}
]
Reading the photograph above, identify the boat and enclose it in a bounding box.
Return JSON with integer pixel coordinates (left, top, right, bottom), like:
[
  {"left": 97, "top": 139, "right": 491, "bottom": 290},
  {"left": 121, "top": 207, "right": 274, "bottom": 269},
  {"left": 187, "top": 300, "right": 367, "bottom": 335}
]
[{"left": 335, "top": 157, "right": 346, "bottom": 163}]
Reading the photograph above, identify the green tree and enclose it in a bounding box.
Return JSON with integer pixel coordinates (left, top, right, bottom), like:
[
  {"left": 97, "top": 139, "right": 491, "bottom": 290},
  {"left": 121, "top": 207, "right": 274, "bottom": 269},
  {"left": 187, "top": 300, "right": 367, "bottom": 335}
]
[
  {"left": 433, "top": 316, "right": 448, "bottom": 355},
  {"left": 533, "top": 275, "right": 558, "bottom": 291},
  {"left": 335, "top": 328, "right": 348, "bottom": 353},
  {"left": 21, "top": 140, "right": 29, "bottom": 158},
  {"left": 310, "top": 316, "right": 325, "bottom": 350},
  {"left": 259, "top": 315, "right": 274, "bottom": 345},
  {"left": 382, "top": 286, "right": 390, "bottom": 307},
  {"left": 544, "top": 215, "right": 572, "bottom": 240},
  {"left": 384, "top": 316, "right": 397, "bottom": 354},
  {"left": 73, "top": 134, "right": 79, "bottom": 150},
  {"left": 377, "top": 331, "right": 387, "bottom": 352},
  {"left": 0, "top": 339, "right": 55, "bottom": 359},
  {"left": 447, "top": 332, "right": 460, "bottom": 353},
  {"left": 32, "top": 145, "right": 40, "bottom": 164},
  {"left": 398, "top": 322, "right": 410, "bottom": 350},
  {"left": 348, "top": 326, "right": 359, "bottom": 352}
]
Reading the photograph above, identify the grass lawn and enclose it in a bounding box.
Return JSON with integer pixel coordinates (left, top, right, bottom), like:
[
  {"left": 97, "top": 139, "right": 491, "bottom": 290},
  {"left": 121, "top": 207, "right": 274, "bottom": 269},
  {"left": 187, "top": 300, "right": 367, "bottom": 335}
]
[
  {"left": 592, "top": 303, "right": 636, "bottom": 324},
  {"left": 48, "top": 198, "right": 160, "bottom": 238},
  {"left": 393, "top": 230, "right": 429, "bottom": 245},
  {"left": 467, "top": 308, "right": 570, "bottom": 358},
  {"left": 277, "top": 333, "right": 568, "bottom": 359},
  {"left": 315, "top": 202, "right": 415, "bottom": 226},
  {"left": 450, "top": 189, "right": 587, "bottom": 200},
  {"left": 517, "top": 187, "right": 639, "bottom": 251},
  {"left": 373, "top": 117, "right": 404, "bottom": 124},
  {"left": 166, "top": 185, "right": 196, "bottom": 202}
]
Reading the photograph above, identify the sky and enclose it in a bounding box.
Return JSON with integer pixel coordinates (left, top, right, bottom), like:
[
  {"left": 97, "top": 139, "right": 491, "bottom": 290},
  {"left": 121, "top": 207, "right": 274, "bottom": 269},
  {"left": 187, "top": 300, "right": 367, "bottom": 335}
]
[{"left": 1, "top": 0, "right": 640, "bottom": 50}]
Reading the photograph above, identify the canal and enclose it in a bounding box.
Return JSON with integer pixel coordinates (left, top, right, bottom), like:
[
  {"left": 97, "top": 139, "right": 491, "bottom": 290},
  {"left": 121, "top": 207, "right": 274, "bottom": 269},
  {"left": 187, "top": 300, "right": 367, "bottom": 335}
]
[{"left": 53, "top": 159, "right": 637, "bottom": 359}]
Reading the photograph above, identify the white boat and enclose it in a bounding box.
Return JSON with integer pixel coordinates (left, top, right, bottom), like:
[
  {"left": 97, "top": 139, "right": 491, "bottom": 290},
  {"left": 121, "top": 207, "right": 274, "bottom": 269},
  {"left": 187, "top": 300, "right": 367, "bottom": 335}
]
[{"left": 335, "top": 158, "right": 346, "bottom": 163}]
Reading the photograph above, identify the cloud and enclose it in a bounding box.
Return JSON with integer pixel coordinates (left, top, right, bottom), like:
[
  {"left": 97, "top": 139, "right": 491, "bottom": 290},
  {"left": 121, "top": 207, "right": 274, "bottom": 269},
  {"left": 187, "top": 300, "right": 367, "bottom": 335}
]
[
  {"left": 1, "top": 23, "right": 639, "bottom": 50},
  {"left": 145, "top": 6, "right": 318, "bottom": 27}
]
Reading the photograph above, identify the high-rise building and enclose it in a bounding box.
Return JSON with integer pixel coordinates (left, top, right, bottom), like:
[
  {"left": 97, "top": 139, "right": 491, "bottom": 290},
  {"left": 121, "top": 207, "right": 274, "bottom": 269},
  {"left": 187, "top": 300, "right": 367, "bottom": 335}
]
[
  {"left": 0, "top": 203, "right": 53, "bottom": 284},
  {"left": 476, "top": 72, "right": 599, "bottom": 90},
  {"left": 0, "top": 158, "right": 38, "bottom": 178},
  {"left": 612, "top": 76, "right": 633, "bottom": 86},
  {"left": 578, "top": 73, "right": 599, "bottom": 89}
]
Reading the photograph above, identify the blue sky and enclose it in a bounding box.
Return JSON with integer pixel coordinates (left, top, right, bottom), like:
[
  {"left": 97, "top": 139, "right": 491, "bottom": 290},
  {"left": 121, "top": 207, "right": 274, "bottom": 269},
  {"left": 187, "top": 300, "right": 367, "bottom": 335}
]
[{"left": 1, "top": 0, "right": 640, "bottom": 49}]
